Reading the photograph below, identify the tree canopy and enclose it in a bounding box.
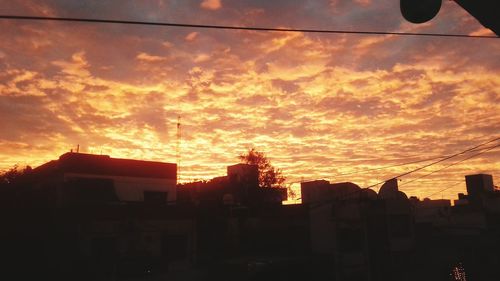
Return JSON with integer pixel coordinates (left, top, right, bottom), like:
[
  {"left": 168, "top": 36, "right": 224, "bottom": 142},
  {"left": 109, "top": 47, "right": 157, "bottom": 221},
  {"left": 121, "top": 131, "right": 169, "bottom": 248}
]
[
  {"left": 0, "top": 165, "right": 32, "bottom": 189},
  {"left": 238, "top": 148, "right": 286, "bottom": 188}
]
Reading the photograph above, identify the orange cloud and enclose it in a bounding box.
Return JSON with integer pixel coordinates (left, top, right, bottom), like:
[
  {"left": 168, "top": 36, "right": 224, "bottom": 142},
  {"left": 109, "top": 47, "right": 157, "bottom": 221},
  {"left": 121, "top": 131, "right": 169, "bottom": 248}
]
[
  {"left": 136, "top": 52, "right": 166, "bottom": 62},
  {"left": 354, "top": 0, "right": 372, "bottom": 6},
  {"left": 0, "top": 0, "right": 498, "bottom": 202},
  {"left": 185, "top": 32, "right": 199, "bottom": 41},
  {"left": 469, "top": 27, "right": 495, "bottom": 36},
  {"left": 200, "top": 0, "right": 222, "bottom": 11}
]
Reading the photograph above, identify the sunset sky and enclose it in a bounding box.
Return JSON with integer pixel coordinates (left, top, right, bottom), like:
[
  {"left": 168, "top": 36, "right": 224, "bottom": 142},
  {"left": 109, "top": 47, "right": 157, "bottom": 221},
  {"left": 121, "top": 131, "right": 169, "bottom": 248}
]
[{"left": 0, "top": 0, "right": 499, "bottom": 201}]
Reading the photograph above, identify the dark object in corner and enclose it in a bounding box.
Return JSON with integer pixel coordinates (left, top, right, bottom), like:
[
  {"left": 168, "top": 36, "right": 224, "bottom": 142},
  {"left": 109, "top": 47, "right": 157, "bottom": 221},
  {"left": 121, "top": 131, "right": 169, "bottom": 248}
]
[{"left": 400, "top": 0, "right": 500, "bottom": 36}]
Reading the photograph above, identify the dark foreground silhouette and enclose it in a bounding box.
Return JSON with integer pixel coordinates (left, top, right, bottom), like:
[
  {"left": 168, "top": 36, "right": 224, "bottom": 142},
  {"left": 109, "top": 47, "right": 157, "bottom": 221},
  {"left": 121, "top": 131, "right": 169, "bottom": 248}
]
[{"left": 1, "top": 153, "right": 499, "bottom": 280}]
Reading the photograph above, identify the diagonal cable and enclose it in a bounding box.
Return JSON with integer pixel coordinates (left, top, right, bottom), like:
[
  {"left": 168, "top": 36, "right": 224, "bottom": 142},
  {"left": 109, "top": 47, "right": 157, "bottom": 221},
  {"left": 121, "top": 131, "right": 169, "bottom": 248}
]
[{"left": 0, "top": 15, "right": 497, "bottom": 39}]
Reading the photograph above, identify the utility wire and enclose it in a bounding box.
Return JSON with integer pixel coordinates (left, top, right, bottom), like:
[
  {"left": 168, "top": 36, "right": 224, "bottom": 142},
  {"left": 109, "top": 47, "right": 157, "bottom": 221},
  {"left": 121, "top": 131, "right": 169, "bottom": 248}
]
[
  {"left": 286, "top": 156, "right": 447, "bottom": 185},
  {"left": 308, "top": 144, "right": 498, "bottom": 209},
  {"left": 399, "top": 143, "right": 500, "bottom": 188},
  {"left": 287, "top": 145, "right": 493, "bottom": 185},
  {"left": 328, "top": 155, "right": 449, "bottom": 179},
  {"left": 0, "top": 15, "right": 498, "bottom": 39},
  {"left": 303, "top": 138, "right": 499, "bottom": 209},
  {"left": 425, "top": 180, "right": 465, "bottom": 199},
  {"left": 364, "top": 136, "right": 500, "bottom": 189}
]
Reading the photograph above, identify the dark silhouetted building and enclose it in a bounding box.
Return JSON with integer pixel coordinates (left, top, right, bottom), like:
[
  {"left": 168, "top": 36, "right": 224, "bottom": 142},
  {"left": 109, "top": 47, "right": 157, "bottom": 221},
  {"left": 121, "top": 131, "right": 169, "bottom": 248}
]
[
  {"left": 2, "top": 152, "right": 197, "bottom": 281},
  {"left": 4, "top": 151, "right": 499, "bottom": 281},
  {"left": 26, "top": 152, "right": 177, "bottom": 207},
  {"left": 465, "top": 174, "right": 494, "bottom": 204},
  {"left": 178, "top": 163, "right": 287, "bottom": 207},
  {"left": 302, "top": 179, "right": 419, "bottom": 281}
]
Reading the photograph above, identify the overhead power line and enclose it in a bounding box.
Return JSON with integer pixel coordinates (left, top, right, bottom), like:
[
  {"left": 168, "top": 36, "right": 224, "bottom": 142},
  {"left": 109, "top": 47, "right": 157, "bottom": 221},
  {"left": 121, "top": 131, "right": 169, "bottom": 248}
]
[
  {"left": 0, "top": 15, "right": 498, "bottom": 39},
  {"left": 425, "top": 181, "right": 465, "bottom": 199},
  {"left": 288, "top": 145, "right": 495, "bottom": 185},
  {"left": 287, "top": 155, "right": 448, "bottom": 184},
  {"left": 309, "top": 140, "right": 498, "bottom": 208},
  {"left": 298, "top": 139, "right": 499, "bottom": 209},
  {"left": 303, "top": 137, "right": 499, "bottom": 208},
  {"left": 363, "top": 136, "right": 500, "bottom": 189},
  {"left": 328, "top": 155, "right": 449, "bottom": 179},
  {"left": 399, "top": 143, "right": 500, "bottom": 188}
]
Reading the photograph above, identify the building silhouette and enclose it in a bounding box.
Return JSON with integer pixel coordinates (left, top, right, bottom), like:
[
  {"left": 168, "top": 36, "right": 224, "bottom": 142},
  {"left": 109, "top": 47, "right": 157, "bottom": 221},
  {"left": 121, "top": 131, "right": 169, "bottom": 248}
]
[
  {"left": 27, "top": 152, "right": 177, "bottom": 206},
  {"left": 2, "top": 152, "right": 193, "bottom": 281},
  {"left": 178, "top": 163, "right": 287, "bottom": 207},
  {"left": 1, "top": 151, "right": 499, "bottom": 281},
  {"left": 300, "top": 175, "right": 500, "bottom": 281}
]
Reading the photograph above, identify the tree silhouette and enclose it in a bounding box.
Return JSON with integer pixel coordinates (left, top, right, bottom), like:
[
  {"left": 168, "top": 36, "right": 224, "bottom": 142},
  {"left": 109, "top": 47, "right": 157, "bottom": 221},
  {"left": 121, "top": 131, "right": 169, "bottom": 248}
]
[
  {"left": 0, "top": 165, "right": 32, "bottom": 189},
  {"left": 238, "top": 148, "right": 286, "bottom": 188}
]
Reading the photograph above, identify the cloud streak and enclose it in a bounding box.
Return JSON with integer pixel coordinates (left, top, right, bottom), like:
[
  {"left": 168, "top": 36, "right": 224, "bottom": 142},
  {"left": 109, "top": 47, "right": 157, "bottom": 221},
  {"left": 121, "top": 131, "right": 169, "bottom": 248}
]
[{"left": 200, "top": 0, "right": 222, "bottom": 11}]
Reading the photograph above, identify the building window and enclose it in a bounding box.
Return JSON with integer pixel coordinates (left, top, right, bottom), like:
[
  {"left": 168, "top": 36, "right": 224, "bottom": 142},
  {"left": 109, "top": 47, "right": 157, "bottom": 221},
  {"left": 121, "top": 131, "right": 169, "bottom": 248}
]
[{"left": 144, "top": 191, "right": 167, "bottom": 204}]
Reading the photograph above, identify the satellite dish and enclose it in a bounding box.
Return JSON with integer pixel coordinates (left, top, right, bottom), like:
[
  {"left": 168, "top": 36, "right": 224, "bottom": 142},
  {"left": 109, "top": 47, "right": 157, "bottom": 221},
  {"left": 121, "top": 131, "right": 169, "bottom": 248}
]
[{"left": 400, "top": 0, "right": 442, "bottom": 24}]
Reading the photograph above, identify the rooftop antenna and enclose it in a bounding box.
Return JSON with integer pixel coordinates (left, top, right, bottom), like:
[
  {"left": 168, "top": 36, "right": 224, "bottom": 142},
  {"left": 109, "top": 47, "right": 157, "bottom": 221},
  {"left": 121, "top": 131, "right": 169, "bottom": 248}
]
[{"left": 176, "top": 115, "right": 181, "bottom": 184}]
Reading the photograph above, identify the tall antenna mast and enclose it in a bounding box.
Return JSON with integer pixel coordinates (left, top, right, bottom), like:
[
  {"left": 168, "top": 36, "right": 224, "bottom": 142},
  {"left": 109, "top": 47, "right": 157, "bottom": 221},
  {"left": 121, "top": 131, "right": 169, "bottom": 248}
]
[{"left": 176, "top": 115, "right": 181, "bottom": 184}]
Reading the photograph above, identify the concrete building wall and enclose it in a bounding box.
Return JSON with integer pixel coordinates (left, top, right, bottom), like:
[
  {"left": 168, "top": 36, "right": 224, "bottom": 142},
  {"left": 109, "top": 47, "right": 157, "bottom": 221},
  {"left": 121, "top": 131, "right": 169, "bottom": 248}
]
[
  {"left": 64, "top": 173, "right": 176, "bottom": 203},
  {"left": 466, "top": 174, "right": 494, "bottom": 196},
  {"left": 301, "top": 180, "right": 330, "bottom": 204},
  {"left": 309, "top": 203, "right": 336, "bottom": 254}
]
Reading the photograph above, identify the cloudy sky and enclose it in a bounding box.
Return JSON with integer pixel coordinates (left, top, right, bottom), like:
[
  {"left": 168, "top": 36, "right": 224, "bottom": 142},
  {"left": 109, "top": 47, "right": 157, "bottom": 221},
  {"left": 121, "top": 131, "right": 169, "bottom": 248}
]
[{"left": 0, "top": 0, "right": 499, "bottom": 201}]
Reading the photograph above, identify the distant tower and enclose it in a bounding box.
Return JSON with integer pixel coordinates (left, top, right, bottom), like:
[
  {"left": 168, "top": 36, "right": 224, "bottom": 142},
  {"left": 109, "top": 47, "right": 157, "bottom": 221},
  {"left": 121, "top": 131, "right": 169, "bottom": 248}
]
[{"left": 176, "top": 115, "right": 181, "bottom": 184}]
